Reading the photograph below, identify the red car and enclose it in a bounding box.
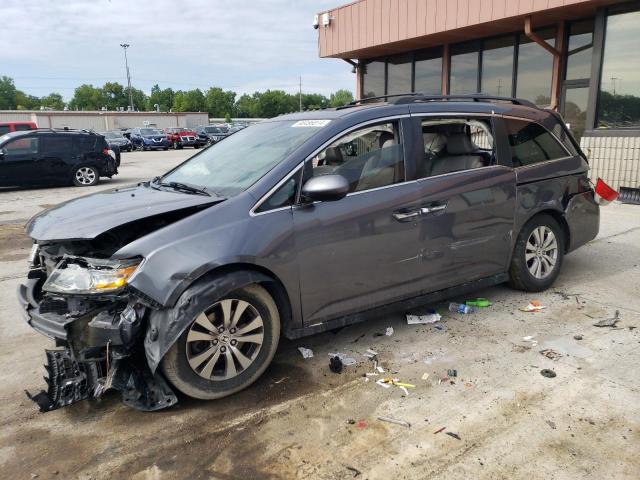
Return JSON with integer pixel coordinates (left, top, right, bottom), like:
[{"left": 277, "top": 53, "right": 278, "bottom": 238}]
[
  {"left": 163, "top": 127, "right": 204, "bottom": 149},
  {"left": 0, "top": 121, "right": 37, "bottom": 135}
]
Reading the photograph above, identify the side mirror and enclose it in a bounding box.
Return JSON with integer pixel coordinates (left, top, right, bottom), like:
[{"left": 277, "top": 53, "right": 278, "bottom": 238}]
[{"left": 301, "top": 174, "right": 349, "bottom": 202}]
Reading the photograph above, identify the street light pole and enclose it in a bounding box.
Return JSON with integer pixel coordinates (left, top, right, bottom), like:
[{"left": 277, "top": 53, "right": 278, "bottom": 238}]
[{"left": 120, "top": 43, "right": 134, "bottom": 111}]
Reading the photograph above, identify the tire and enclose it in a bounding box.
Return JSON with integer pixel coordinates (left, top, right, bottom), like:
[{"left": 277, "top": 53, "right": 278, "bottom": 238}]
[
  {"left": 173, "top": 141, "right": 179, "bottom": 150},
  {"left": 72, "top": 165, "right": 100, "bottom": 187},
  {"left": 163, "top": 147, "right": 169, "bottom": 151},
  {"left": 509, "top": 214, "right": 564, "bottom": 292},
  {"left": 161, "top": 283, "right": 280, "bottom": 400}
]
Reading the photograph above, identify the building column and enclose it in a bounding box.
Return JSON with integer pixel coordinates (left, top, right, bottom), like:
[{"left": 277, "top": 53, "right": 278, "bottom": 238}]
[{"left": 441, "top": 44, "right": 450, "bottom": 95}]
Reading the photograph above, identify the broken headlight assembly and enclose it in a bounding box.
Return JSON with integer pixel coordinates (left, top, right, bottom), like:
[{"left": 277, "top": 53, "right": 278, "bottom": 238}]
[{"left": 42, "top": 257, "right": 141, "bottom": 295}]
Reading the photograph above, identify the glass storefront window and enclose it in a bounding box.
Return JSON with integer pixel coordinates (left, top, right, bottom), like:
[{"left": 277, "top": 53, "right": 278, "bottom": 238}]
[
  {"left": 566, "top": 20, "right": 594, "bottom": 80},
  {"left": 414, "top": 48, "right": 442, "bottom": 94},
  {"left": 362, "top": 60, "right": 385, "bottom": 99},
  {"left": 387, "top": 54, "right": 412, "bottom": 94},
  {"left": 481, "top": 36, "right": 515, "bottom": 96},
  {"left": 564, "top": 87, "right": 589, "bottom": 140},
  {"left": 450, "top": 42, "right": 479, "bottom": 94},
  {"left": 598, "top": 10, "right": 640, "bottom": 128},
  {"left": 516, "top": 28, "right": 556, "bottom": 106}
]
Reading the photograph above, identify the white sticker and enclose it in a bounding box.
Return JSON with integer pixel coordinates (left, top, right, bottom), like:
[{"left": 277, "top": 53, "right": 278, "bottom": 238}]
[{"left": 291, "top": 119, "right": 331, "bottom": 128}]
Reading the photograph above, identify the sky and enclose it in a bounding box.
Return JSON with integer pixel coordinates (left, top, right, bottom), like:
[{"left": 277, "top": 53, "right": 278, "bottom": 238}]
[{"left": 1, "top": 0, "right": 353, "bottom": 100}]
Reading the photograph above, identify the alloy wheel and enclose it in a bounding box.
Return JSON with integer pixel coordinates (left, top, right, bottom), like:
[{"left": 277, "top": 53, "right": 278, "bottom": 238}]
[
  {"left": 525, "top": 226, "right": 558, "bottom": 279},
  {"left": 185, "top": 299, "right": 264, "bottom": 381},
  {"left": 75, "top": 167, "right": 96, "bottom": 185}
]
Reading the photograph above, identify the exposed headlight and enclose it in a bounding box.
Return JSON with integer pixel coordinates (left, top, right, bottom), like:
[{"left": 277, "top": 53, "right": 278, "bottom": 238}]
[{"left": 43, "top": 258, "right": 141, "bottom": 294}]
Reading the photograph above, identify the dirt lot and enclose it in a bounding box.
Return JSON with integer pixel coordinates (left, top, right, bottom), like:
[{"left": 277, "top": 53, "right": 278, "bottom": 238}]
[{"left": 1, "top": 150, "right": 639, "bottom": 479}]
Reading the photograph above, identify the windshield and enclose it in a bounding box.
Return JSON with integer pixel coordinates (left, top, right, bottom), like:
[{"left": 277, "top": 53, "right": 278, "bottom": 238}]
[
  {"left": 141, "top": 128, "right": 163, "bottom": 136},
  {"left": 104, "top": 132, "right": 123, "bottom": 139},
  {"left": 160, "top": 120, "right": 328, "bottom": 197}
]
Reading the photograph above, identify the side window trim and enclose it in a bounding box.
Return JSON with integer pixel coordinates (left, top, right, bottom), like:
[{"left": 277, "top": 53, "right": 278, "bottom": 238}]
[{"left": 500, "top": 115, "right": 573, "bottom": 169}]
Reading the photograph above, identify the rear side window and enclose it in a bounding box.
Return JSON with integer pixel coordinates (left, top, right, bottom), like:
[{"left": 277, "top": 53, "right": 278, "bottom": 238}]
[
  {"left": 73, "top": 136, "right": 98, "bottom": 153},
  {"left": 504, "top": 119, "right": 569, "bottom": 167},
  {"left": 42, "top": 135, "right": 73, "bottom": 152}
]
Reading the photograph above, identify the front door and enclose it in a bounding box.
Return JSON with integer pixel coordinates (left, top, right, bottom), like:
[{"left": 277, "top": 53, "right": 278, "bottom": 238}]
[
  {"left": 293, "top": 118, "right": 425, "bottom": 325},
  {"left": 0, "top": 136, "right": 40, "bottom": 185}
]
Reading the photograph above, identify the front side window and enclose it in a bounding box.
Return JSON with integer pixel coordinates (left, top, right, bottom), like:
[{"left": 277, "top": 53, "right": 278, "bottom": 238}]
[
  {"left": 2, "top": 137, "right": 39, "bottom": 156},
  {"left": 418, "top": 118, "right": 494, "bottom": 178},
  {"left": 306, "top": 121, "right": 404, "bottom": 193},
  {"left": 255, "top": 172, "right": 300, "bottom": 213},
  {"left": 162, "top": 120, "right": 326, "bottom": 197},
  {"left": 597, "top": 9, "right": 640, "bottom": 128},
  {"left": 504, "top": 118, "right": 568, "bottom": 167}
]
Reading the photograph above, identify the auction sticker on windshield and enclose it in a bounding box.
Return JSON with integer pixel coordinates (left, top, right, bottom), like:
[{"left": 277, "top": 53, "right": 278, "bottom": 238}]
[{"left": 291, "top": 120, "right": 331, "bottom": 128}]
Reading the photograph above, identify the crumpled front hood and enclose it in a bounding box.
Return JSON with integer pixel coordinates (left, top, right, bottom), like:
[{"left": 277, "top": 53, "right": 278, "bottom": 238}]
[{"left": 26, "top": 184, "right": 222, "bottom": 242}]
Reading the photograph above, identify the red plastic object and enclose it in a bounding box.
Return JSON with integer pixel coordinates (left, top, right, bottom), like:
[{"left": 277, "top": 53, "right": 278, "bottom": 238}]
[{"left": 594, "top": 178, "right": 619, "bottom": 205}]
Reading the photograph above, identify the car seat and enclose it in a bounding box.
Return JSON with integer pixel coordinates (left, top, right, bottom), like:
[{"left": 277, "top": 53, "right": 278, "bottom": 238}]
[{"left": 430, "top": 132, "right": 485, "bottom": 176}]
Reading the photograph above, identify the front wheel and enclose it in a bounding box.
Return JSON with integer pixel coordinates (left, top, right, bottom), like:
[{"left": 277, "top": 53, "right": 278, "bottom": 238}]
[
  {"left": 161, "top": 283, "right": 280, "bottom": 400},
  {"left": 72, "top": 165, "right": 100, "bottom": 187},
  {"left": 509, "top": 214, "right": 564, "bottom": 292}
]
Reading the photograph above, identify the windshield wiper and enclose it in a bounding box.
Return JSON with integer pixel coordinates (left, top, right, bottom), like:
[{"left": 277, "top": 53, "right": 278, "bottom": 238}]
[{"left": 156, "top": 180, "right": 210, "bottom": 196}]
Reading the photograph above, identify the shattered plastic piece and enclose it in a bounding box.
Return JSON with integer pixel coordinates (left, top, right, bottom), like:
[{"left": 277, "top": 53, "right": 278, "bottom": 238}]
[
  {"left": 363, "top": 349, "right": 378, "bottom": 359},
  {"left": 328, "top": 352, "right": 357, "bottom": 366},
  {"left": 434, "top": 324, "right": 445, "bottom": 331},
  {"left": 356, "top": 420, "right": 367, "bottom": 430},
  {"left": 377, "top": 415, "right": 411, "bottom": 428},
  {"left": 540, "top": 369, "right": 557, "bottom": 378},
  {"left": 522, "top": 336, "right": 539, "bottom": 347},
  {"left": 346, "top": 465, "right": 361, "bottom": 477},
  {"left": 593, "top": 310, "right": 620, "bottom": 328},
  {"left": 298, "top": 347, "right": 314, "bottom": 359},
  {"left": 329, "top": 356, "right": 343, "bottom": 373},
  {"left": 376, "top": 365, "right": 385, "bottom": 373},
  {"left": 406, "top": 313, "right": 441, "bottom": 324},
  {"left": 520, "top": 301, "right": 546, "bottom": 312},
  {"left": 434, "top": 426, "right": 446, "bottom": 434},
  {"left": 447, "top": 369, "right": 457, "bottom": 378},
  {"left": 399, "top": 386, "right": 410, "bottom": 396},
  {"left": 375, "top": 379, "right": 391, "bottom": 389},
  {"left": 386, "top": 327, "right": 394, "bottom": 336},
  {"left": 546, "top": 420, "right": 557, "bottom": 429},
  {"left": 540, "top": 349, "right": 562, "bottom": 360},
  {"left": 421, "top": 373, "right": 430, "bottom": 381},
  {"left": 446, "top": 432, "right": 461, "bottom": 440}
]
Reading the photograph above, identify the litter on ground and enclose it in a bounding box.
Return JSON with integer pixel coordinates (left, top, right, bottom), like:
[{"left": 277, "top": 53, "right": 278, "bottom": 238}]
[
  {"left": 449, "top": 302, "right": 475, "bottom": 314},
  {"left": 466, "top": 298, "right": 491, "bottom": 308},
  {"left": 540, "top": 369, "right": 557, "bottom": 378},
  {"left": 377, "top": 416, "right": 411, "bottom": 428},
  {"left": 328, "top": 352, "right": 357, "bottom": 365},
  {"left": 520, "top": 301, "right": 546, "bottom": 312},
  {"left": 421, "top": 373, "right": 430, "bottom": 381},
  {"left": 386, "top": 327, "right": 394, "bottom": 336},
  {"left": 447, "top": 369, "right": 457, "bottom": 377},
  {"left": 593, "top": 310, "right": 621, "bottom": 328},
  {"left": 446, "top": 432, "right": 461, "bottom": 440},
  {"left": 406, "top": 313, "right": 441, "bottom": 324},
  {"left": 329, "top": 356, "right": 343, "bottom": 373},
  {"left": 298, "top": 347, "right": 314, "bottom": 358},
  {"left": 434, "top": 427, "right": 446, "bottom": 434},
  {"left": 540, "top": 349, "right": 563, "bottom": 360}
]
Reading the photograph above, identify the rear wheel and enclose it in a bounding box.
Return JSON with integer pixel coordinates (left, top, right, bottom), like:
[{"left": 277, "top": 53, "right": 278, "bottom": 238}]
[
  {"left": 72, "top": 165, "right": 99, "bottom": 187},
  {"left": 509, "top": 214, "right": 564, "bottom": 292},
  {"left": 161, "top": 284, "right": 280, "bottom": 400}
]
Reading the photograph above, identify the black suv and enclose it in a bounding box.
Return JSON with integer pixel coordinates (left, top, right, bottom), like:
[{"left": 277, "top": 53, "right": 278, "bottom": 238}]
[
  {"left": 19, "top": 95, "right": 599, "bottom": 412},
  {"left": 0, "top": 129, "right": 117, "bottom": 187}
]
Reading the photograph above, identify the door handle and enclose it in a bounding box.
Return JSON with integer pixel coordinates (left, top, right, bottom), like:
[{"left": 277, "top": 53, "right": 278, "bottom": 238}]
[
  {"left": 393, "top": 210, "right": 420, "bottom": 221},
  {"left": 420, "top": 203, "right": 447, "bottom": 215}
]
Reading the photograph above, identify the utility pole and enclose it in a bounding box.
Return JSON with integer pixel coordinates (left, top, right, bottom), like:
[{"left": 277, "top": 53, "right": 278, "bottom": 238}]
[
  {"left": 120, "top": 43, "right": 134, "bottom": 110},
  {"left": 299, "top": 76, "right": 302, "bottom": 112},
  {"left": 611, "top": 77, "right": 619, "bottom": 96}
]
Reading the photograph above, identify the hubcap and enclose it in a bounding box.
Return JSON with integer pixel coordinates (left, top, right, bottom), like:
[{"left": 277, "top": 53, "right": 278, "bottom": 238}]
[
  {"left": 75, "top": 167, "right": 96, "bottom": 185},
  {"left": 185, "top": 299, "right": 264, "bottom": 381},
  {"left": 525, "top": 226, "right": 558, "bottom": 279}
]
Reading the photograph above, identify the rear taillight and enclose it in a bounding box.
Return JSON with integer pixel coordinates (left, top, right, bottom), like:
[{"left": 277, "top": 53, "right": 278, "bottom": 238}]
[
  {"left": 103, "top": 148, "right": 110, "bottom": 155},
  {"left": 594, "top": 178, "right": 619, "bottom": 205}
]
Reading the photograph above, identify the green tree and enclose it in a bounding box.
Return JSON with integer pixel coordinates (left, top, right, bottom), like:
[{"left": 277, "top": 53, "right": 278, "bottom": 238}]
[
  {"left": 302, "top": 93, "right": 330, "bottom": 110},
  {"left": 205, "top": 87, "right": 236, "bottom": 118},
  {"left": 235, "top": 93, "right": 259, "bottom": 118},
  {"left": 0, "top": 76, "right": 17, "bottom": 109},
  {"left": 255, "top": 90, "right": 297, "bottom": 118},
  {"left": 129, "top": 87, "right": 148, "bottom": 111},
  {"left": 40, "top": 92, "right": 65, "bottom": 110},
  {"left": 68, "top": 84, "right": 106, "bottom": 110},
  {"left": 102, "top": 82, "right": 128, "bottom": 110},
  {"left": 329, "top": 89, "right": 354, "bottom": 107},
  {"left": 224, "top": 112, "right": 232, "bottom": 123},
  {"left": 147, "top": 84, "right": 175, "bottom": 112},
  {"left": 15, "top": 90, "right": 41, "bottom": 110},
  {"left": 172, "top": 89, "right": 206, "bottom": 112}
]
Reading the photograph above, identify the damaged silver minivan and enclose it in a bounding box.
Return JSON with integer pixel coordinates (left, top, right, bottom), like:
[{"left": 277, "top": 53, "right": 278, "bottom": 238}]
[{"left": 18, "top": 95, "right": 599, "bottom": 411}]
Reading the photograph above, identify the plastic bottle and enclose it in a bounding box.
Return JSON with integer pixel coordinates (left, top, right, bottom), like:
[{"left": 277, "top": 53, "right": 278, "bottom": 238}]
[{"left": 449, "top": 302, "right": 475, "bottom": 314}]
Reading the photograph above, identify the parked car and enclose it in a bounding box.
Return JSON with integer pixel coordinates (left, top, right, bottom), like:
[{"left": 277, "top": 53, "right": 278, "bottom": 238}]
[
  {"left": 163, "top": 127, "right": 204, "bottom": 149},
  {"left": 130, "top": 128, "right": 170, "bottom": 151},
  {"left": 0, "top": 129, "right": 117, "bottom": 187},
  {"left": 194, "top": 125, "right": 229, "bottom": 144},
  {"left": 0, "top": 121, "right": 37, "bottom": 135},
  {"left": 102, "top": 130, "right": 132, "bottom": 152},
  {"left": 19, "top": 95, "right": 600, "bottom": 412}
]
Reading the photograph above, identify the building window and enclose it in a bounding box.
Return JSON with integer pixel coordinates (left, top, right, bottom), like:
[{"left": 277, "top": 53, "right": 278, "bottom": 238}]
[
  {"left": 414, "top": 48, "right": 442, "bottom": 94},
  {"left": 387, "top": 54, "right": 413, "bottom": 95},
  {"left": 450, "top": 42, "right": 479, "bottom": 94},
  {"left": 516, "top": 28, "right": 556, "bottom": 106},
  {"left": 566, "top": 20, "right": 594, "bottom": 80},
  {"left": 481, "top": 36, "right": 515, "bottom": 96},
  {"left": 362, "top": 60, "right": 385, "bottom": 99},
  {"left": 564, "top": 87, "right": 590, "bottom": 140},
  {"left": 597, "top": 9, "right": 640, "bottom": 129}
]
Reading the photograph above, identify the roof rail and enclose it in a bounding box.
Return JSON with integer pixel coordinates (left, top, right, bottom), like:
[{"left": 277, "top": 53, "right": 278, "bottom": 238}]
[
  {"left": 35, "top": 127, "right": 98, "bottom": 134},
  {"left": 338, "top": 92, "right": 537, "bottom": 109}
]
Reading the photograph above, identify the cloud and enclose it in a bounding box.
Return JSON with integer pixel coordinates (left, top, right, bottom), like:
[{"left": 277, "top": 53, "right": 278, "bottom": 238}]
[{"left": 0, "top": 0, "right": 353, "bottom": 99}]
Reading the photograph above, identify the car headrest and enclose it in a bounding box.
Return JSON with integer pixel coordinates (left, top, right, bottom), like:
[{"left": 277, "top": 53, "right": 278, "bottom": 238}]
[
  {"left": 324, "top": 146, "right": 344, "bottom": 165},
  {"left": 446, "top": 132, "right": 476, "bottom": 155},
  {"left": 378, "top": 131, "right": 395, "bottom": 149},
  {"left": 423, "top": 132, "right": 446, "bottom": 154}
]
